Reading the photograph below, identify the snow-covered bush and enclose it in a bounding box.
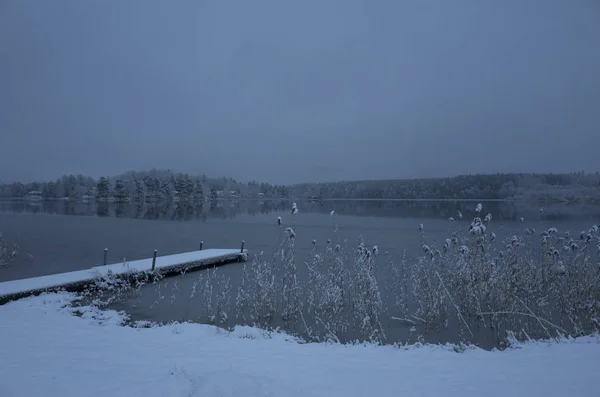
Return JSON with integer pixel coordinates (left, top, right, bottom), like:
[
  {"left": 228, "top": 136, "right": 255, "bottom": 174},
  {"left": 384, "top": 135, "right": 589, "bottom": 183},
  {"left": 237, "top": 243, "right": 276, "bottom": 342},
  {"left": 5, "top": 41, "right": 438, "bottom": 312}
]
[{"left": 81, "top": 260, "right": 161, "bottom": 307}]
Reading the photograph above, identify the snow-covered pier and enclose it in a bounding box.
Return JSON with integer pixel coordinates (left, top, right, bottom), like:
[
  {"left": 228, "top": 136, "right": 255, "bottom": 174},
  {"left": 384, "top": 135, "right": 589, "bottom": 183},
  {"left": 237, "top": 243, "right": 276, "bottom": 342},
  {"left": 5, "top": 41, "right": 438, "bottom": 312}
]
[{"left": 0, "top": 249, "right": 248, "bottom": 304}]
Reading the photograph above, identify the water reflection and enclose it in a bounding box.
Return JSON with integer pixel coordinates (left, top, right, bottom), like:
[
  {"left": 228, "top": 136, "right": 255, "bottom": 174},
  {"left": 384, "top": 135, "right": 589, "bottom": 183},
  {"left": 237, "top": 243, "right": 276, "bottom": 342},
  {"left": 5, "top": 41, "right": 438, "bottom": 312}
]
[{"left": 1, "top": 198, "right": 599, "bottom": 222}]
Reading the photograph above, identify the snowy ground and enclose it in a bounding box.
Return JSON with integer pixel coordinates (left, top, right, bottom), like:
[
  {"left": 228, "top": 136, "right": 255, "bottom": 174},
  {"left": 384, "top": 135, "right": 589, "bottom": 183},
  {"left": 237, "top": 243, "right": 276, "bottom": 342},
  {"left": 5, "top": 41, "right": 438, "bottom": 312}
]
[{"left": 1, "top": 293, "right": 599, "bottom": 397}]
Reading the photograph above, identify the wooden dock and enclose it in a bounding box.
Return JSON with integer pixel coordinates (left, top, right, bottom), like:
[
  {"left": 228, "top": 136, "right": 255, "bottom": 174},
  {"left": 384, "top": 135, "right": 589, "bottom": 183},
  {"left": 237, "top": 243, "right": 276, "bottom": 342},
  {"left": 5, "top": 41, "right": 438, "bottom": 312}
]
[{"left": 0, "top": 249, "right": 247, "bottom": 305}]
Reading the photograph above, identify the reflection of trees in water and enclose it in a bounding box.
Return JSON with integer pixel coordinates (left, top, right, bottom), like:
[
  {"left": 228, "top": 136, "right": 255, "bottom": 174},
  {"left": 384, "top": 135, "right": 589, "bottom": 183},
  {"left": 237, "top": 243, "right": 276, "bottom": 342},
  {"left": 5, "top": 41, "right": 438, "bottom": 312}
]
[
  {"left": 96, "top": 203, "right": 110, "bottom": 217},
  {"left": 1, "top": 199, "right": 599, "bottom": 221},
  {"left": 143, "top": 203, "right": 160, "bottom": 220},
  {"left": 170, "top": 202, "right": 199, "bottom": 221},
  {"left": 133, "top": 203, "right": 145, "bottom": 219},
  {"left": 308, "top": 200, "right": 600, "bottom": 221},
  {"left": 115, "top": 204, "right": 127, "bottom": 218},
  {"left": 27, "top": 202, "right": 42, "bottom": 214},
  {"left": 63, "top": 201, "right": 77, "bottom": 216}
]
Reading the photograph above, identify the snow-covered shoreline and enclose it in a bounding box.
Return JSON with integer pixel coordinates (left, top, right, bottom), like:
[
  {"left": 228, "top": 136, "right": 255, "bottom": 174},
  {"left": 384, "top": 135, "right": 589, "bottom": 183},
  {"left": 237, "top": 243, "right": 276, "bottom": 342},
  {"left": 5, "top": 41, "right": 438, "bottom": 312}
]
[{"left": 1, "top": 293, "right": 599, "bottom": 397}]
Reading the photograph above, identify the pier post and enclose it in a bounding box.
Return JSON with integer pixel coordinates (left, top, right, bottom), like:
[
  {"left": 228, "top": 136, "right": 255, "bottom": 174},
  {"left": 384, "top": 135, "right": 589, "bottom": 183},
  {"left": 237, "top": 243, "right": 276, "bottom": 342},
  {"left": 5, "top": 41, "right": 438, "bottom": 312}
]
[
  {"left": 199, "top": 241, "right": 203, "bottom": 251},
  {"left": 103, "top": 248, "right": 108, "bottom": 266},
  {"left": 151, "top": 250, "right": 157, "bottom": 271},
  {"left": 240, "top": 240, "right": 245, "bottom": 253}
]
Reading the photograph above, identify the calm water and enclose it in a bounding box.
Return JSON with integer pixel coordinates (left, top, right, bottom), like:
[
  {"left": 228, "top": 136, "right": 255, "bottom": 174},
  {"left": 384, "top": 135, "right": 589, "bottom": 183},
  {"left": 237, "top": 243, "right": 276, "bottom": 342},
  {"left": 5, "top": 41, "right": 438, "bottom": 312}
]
[{"left": 2, "top": 199, "right": 599, "bottom": 347}]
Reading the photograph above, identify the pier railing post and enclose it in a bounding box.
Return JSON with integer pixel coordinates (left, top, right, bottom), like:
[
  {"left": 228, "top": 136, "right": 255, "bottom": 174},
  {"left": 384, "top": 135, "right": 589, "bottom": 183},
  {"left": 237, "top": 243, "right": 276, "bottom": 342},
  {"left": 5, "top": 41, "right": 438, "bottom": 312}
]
[
  {"left": 151, "top": 250, "right": 157, "bottom": 271},
  {"left": 200, "top": 241, "right": 203, "bottom": 251},
  {"left": 240, "top": 240, "right": 245, "bottom": 253},
  {"left": 103, "top": 248, "right": 108, "bottom": 266}
]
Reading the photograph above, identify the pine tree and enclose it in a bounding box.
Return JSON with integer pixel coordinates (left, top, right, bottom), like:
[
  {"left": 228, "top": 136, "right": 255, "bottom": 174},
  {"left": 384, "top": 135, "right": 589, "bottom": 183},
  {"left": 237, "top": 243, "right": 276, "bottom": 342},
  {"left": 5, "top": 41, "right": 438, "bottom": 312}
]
[
  {"left": 161, "top": 179, "right": 173, "bottom": 200},
  {"left": 184, "top": 175, "right": 195, "bottom": 200},
  {"left": 210, "top": 185, "right": 218, "bottom": 201},
  {"left": 133, "top": 178, "right": 145, "bottom": 202},
  {"left": 114, "top": 180, "right": 127, "bottom": 201},
  {"left": 193, "top": 181, "right": 204, "bottom": 201},
  {"left": 42, "top": 182, "right": 57, "bottom": 199},
  {"left": 143, "top": 176, "right": 154, "bottom": 198},
  {"left": 96, "top": 177, "right": 110, "bottom": 199},
  {"left": 175, "top": 175, "right": 186, "bottom": 200}
]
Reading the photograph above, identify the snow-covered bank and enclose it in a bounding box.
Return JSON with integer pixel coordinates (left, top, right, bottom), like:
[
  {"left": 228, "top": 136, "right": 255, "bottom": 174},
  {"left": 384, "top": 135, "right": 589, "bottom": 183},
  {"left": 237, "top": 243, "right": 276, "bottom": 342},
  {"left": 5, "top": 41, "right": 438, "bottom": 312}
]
[{"left": 1, "top": 293, "right": 599, "bottom": 397}]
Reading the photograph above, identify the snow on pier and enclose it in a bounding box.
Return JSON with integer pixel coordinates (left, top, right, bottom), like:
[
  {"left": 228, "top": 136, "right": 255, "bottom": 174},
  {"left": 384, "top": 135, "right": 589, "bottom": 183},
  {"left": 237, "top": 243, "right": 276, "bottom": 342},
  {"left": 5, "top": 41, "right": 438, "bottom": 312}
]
[{"left": 0, "top": 249, "right": 247, "bottom": 304}]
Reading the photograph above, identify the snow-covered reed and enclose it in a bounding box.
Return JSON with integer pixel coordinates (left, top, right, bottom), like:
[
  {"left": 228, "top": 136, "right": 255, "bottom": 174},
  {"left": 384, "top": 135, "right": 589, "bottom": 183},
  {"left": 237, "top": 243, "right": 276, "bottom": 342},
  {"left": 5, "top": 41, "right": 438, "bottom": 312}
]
[
  {"left": 233, "top": 206, "right": 600, "bottom": 346},
  {"left": 70, "top": 205, "right": 600, "bottom": 348},
  {"left": 393, "top": 204, "right": 600, "bottom": 344},
  {"left": 236, "top": 252, "right": 277, "bottom": 328},
  {"left": 233, "top": 211, "right": 385, "bottom": 343},
  {"left": 81, "top": 260, "right": 164, "bottom": 307},
  {"left": 0, "top": 233, "right": 18, "bottom": 268}
]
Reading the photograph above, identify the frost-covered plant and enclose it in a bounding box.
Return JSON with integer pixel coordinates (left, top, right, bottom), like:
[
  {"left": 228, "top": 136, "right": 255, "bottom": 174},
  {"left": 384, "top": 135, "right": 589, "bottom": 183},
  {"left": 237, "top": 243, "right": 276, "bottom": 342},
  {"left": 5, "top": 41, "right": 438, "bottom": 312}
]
[
  {"left": 278, "top": 227, "right": 304, "bottom": 327},
  {"left": 304, "top": 232, "right": 348, "bottom": 342},
  {"left": 351, "top": 239, "right": 385, "bottom": 343},
  {"left": 185, "top": 279, "right": 198, "bottom": 320},
  {"left": 0, "top": 233, "right": 18, "bottom": 268},
  {"left": 410, "top": 247, "right": 448, "bottom": 331},
  {"left": 82, "top": 259, "right": 159, "bottom": 307},
  {"left": 84, "top": 272, "right": 131, "bottom": 306},
  {"left": 236, "top": 252, "right": 276, "bottom": 328},
  {"left": 198, "top": 271, "right": 213, "bottom": 322},
  {"left": 116, "top": 203, "right": 597, "bottom": 347},
  {"left": 390, "top": 251, "right": 410, "bottom": 321},
  {"left": 211, "top": 270, "right": 231, "bottom": 324},
  {"left": 396, "top": 208, "right": 600, "bottom": 344}
]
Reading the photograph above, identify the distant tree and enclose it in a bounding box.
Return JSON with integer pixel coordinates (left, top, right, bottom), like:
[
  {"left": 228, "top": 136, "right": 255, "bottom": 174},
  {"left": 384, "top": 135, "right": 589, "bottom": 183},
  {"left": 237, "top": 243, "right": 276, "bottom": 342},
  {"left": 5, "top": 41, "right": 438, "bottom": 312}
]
[
  {"left": 193, "top": 181, "right": 204, "bottom": 201},
  {"left": 142, "top": 176, "right": 154, "bottom": 198},
  {"left": 161, "top": 179, "right": 173, "bottom": 200},
  {"left": 3, "top": 170, "right": 597, "bottom": 203},
  {"left": 133, "top": 178, "right": 145, "bottom": 202},
  {"left": 210, "top": 185, "right": 218, "bottom": 201},
  {"left": 114, "top": 180, "right": 127, "bottom": 201},
  {"left": 42, "top": 182, "right": 57, "bottom": 199},
  {"left": 96, "top": 177, "right": 110, "bottom": 199},
  {"left": 10, "top": 183, "right": 26, "bottom": 198},
  {"left": 184, "top": 175, "right": 195, "bottom": 199},
  {"left": 64, "top": 175, "right": 78, "bottom": 198},
  {"left": 174, "top": 174, "right": 195, "bottom": 201}
]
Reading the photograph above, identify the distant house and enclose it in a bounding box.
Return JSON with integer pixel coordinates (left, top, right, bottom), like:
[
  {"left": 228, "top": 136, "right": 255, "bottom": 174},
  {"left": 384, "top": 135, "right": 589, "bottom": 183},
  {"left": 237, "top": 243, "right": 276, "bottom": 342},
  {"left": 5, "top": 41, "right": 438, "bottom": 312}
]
[{"left": 27, "top": 191, "right": 43, "bottom": 201}]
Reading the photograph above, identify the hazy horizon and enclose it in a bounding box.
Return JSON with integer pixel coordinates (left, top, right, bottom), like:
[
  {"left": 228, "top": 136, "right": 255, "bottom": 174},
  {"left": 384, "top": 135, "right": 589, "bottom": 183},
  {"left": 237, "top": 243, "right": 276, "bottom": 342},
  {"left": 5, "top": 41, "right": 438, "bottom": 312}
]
[{"left": 2, "top": 0, "right": 599, "bottom": 185}]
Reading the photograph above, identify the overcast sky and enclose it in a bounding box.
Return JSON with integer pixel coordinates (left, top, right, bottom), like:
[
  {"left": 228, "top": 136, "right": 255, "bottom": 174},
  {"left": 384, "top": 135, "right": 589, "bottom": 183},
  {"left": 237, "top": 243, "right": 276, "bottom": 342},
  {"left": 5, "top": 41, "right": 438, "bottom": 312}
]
[{"left": 1, "top": 0, "right": 599, "bottom": 184}]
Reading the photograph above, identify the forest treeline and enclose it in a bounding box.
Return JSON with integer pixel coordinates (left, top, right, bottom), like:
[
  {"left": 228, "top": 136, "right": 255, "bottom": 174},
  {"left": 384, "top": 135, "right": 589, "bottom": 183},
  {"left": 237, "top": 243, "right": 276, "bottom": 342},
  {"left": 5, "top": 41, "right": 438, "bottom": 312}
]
[
  {"left": 0, "top": 170, "right": 598, "bottom": 202},
  {"left": 292, "top": 172, "right": 600, "bottom": 201}
]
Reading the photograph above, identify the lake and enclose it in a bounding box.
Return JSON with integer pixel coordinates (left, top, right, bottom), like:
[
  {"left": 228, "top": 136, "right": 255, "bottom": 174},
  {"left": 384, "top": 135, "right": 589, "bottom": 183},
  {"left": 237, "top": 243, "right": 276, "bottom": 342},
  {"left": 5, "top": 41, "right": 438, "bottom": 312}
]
[{"left": 1, "top": 199, "right": 599, "bottom": 348}]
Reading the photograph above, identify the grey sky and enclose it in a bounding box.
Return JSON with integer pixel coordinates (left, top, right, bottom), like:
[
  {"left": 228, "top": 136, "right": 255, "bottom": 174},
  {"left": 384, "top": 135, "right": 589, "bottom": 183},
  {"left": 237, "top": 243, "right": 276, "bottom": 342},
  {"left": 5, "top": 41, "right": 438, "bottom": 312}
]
[{"left": 1, "top": 0, "right": 599, "bottom": 185}]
